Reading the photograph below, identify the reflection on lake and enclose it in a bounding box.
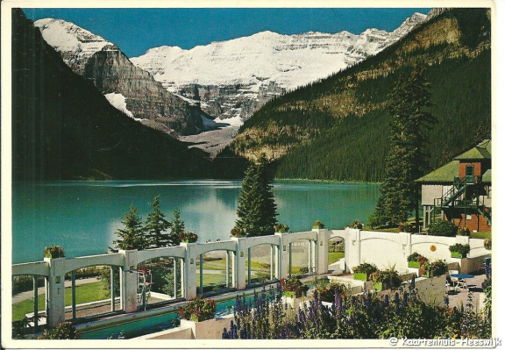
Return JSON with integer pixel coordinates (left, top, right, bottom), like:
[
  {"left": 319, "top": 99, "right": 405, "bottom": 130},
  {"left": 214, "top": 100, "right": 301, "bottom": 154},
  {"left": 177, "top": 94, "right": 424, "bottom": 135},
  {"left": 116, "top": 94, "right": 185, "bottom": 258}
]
[{"left": 12, "top": 180, "right": 378, "bottom": 263}]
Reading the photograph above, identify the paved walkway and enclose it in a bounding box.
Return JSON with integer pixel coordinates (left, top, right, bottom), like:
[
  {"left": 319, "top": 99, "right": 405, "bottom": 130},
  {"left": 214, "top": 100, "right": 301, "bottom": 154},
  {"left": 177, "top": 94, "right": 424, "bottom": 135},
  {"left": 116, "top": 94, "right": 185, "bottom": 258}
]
[
  {"left": 447, "top": 273, "right": 487, "bottom": 311},
  {"left": 12, "top": 277, "right": 100, "bottom": 303}
]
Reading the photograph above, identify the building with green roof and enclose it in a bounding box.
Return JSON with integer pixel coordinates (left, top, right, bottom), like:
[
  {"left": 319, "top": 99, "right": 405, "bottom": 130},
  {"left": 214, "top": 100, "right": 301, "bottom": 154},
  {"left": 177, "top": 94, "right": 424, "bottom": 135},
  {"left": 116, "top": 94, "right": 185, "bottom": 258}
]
[{"left": 416, "top": 139, "right": 491, "bottom": 231}]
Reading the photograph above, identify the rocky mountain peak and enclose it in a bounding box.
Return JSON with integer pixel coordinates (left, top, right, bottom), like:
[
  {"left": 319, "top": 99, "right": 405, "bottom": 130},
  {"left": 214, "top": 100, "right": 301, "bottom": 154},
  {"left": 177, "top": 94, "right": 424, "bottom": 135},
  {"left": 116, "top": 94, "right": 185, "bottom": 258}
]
[
  {"left": 131, "top": 10, "right": 428, "bottom": 123},
  {"left": 34, "top": 18, "right": 209, "bottom": 135}
]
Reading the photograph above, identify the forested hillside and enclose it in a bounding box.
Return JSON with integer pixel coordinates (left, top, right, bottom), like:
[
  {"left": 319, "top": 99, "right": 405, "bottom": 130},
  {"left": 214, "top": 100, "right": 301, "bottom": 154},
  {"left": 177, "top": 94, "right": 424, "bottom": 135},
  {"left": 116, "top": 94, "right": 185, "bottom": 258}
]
[
  {"left": 12, "top": 9, "right": 211, "bottom": 180},
  {"left": 230, "top": 8, "right": 491, "bottom": 181}
]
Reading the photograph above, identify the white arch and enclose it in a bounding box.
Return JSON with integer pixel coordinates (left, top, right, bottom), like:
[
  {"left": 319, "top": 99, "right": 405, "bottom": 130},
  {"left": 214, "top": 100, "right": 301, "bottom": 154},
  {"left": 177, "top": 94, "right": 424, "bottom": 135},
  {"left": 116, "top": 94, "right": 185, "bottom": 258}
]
[
  {"left": 137, "top": 246, "right": 186, "bottom": 265},
  {"left": 62, "top": 253, "right": 124, "bottom": 274},
  {"left": 12, "top": 261, "right": 49, "bottom": 277},
  {"left": 187, "top": 240, "right": 237, "bottom": 257},
  {"left": 238, "top": 235, "right": 281, "bottom": 250}
]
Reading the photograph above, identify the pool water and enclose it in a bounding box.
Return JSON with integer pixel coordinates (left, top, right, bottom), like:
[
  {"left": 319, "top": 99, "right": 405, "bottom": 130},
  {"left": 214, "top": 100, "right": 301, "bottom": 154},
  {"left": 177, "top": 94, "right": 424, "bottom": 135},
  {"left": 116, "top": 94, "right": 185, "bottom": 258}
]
[{"left": 79, "top": 291, "right": 266, "bottom": 339}]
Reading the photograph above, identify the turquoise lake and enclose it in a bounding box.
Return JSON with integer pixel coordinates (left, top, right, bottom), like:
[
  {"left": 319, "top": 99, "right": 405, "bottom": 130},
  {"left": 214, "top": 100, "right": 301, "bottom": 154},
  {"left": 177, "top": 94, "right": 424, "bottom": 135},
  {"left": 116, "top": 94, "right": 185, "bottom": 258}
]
[{"left": 12, "top": 180, "right": 379, "bottom": 263}]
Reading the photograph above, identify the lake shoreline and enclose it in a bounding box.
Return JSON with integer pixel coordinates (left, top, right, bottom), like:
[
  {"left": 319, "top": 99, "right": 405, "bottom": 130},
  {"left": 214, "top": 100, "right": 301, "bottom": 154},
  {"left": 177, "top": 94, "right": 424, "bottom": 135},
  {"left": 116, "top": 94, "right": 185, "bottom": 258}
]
[{"left": 274, "top": 178, "right": 381, "bottom": 185}]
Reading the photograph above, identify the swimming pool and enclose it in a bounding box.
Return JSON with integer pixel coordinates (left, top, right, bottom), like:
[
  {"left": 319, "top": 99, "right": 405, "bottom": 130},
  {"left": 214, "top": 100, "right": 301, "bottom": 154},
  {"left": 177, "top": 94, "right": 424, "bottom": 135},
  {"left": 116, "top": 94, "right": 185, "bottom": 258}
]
[{"left": 79, "top": 292, "right": 262, "bottom": 339}]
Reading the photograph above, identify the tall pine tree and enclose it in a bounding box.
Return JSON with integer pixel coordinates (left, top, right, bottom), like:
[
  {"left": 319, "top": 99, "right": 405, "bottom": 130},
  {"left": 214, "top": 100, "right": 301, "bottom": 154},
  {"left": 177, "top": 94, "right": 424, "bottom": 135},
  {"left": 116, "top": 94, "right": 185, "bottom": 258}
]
[
  {"left": 111, "top": 206, "right": 147, "bottom": 251},
  {"left": 372, "top": 66, "right": 436, "bottom": 227},
  {"left": 144, "top": 195, "right": 173, "bottom": 248},
  {"left": 235, "top": 155, "right": 278, "bottom": 236},
  {"left": 170, "top": 209, "right": 184, "bottom": 245}
]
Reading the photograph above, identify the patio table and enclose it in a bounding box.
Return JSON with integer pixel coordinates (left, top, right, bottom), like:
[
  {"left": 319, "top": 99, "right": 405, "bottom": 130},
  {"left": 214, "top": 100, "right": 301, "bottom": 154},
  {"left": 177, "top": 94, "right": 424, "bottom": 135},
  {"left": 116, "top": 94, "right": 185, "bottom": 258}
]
[
  {"left": 450, "top": 273, "right": 474, "bottom": 291},
  {"left": 450, "top": 273, "right": 474, "bottom": 279}
]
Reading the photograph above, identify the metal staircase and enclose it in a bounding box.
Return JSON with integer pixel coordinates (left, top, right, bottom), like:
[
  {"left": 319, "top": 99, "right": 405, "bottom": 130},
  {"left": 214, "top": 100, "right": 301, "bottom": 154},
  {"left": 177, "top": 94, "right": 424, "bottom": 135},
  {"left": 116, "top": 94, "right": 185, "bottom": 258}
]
[
  {"left": 477, "top": 206, "right": 492, "bottom": 225},
  {"left": 433, "top": 175, "right": 491, "bottom": 225},
  {"left": 439, "top": 177, "right": 468, "bottom": 207}
]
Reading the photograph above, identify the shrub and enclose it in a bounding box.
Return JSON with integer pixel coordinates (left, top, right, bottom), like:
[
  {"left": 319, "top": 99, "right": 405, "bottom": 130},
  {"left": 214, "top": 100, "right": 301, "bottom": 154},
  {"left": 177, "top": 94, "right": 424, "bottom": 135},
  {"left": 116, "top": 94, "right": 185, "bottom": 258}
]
[
  {"left": 407, "top": 252, "right": 427, "bottom": 268},
  {"left": 274, "top": 223, "right": 289, "bottom": 233},
  {"left": 427, "top": 220, "right": 458, "bottom": 237},
  {"left": 179, "top": 231, "right": 198, "bottom": 243},
  {"left": 349, "top": 220, "right": 363, "bottom": 229},
  {"left": 398, "top": 222, "right": 415, "bottom": 233},
  {"left": 449, "top": 243, "right": 470, "bottom": 258},
  {"left": 457, "top": 227, "right": 471, "bottom": 236},
  {"left": 43, "top": 246, "right": 65, "bottom": 258},
  {"left": 484, "top": 239, "right": 491, "bottom": 250},
  {"left": 367, "top": 212, "right": 388, "bottom": 229},
  {"left": 39, "top": 322, "right": 79, "bottom": 339},
  {"left": 312, "top": 220, "right": 325, "bottom": 229},
  {"left": 407, "top": 252, "right": 425, "bottom": 262},
  {"left": 280, "top": 276, "right": 308, "bottom": 298},
  {"left": 423, "top": 260, "right": 448, "bottom": 277},
  {"left": 353, "top": 263, "right": 378, "bottom": 277},
  {"left": 177, "top": 297, "right": 216, "bottom": 322},
  {"left": 316, "top": 282, "right": 349, "bottom": 302},
  {"left": 65, "top": 265, "right": 106, "bottom": 280},
  {"left": 12, "top": 275, "right": 44, "bottom": 295},
  {"left": 370, "top": 268, "right": 402, "bottom": 290},
  {"left": 299, "top": 266, "right": 309, "bottom": 274},
  {"left": 223, "top": 281, "right": 491, "bottom": 339},
  {"left": 230, "top": 226, "right": 245, "bottom": 237}
]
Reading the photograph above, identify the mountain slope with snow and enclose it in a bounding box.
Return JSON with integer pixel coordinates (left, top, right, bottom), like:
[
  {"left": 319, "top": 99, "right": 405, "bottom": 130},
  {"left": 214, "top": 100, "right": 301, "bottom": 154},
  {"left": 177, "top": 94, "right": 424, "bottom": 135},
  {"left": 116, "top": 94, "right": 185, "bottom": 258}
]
[
  {"left": 34, "top": 18, "right": 209, "bottom": 136},
  {"left": 131, "top": 12, "right": 427, "bottom": 121}
]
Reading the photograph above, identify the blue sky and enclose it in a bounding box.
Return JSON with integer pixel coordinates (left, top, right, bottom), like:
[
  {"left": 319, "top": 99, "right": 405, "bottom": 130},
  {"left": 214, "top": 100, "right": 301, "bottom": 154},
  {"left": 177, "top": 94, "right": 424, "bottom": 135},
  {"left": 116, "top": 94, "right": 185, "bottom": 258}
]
[{"left": 23, "top": 8, "right": 430, "bottom": 57}]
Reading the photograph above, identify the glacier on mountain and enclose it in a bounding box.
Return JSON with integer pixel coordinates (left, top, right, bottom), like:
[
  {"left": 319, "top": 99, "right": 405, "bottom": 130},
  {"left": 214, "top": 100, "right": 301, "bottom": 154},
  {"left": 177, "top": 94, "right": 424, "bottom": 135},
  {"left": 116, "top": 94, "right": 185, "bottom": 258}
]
[{"left": 131, "top": 12, "right": 427, "bottom": 121}]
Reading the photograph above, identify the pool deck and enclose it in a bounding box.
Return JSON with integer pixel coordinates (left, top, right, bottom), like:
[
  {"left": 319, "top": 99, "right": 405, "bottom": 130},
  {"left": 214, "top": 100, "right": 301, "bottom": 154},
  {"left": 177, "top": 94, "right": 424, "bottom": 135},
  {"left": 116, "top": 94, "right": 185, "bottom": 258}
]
[{"left": 447, "top": 273, "right": 487, "bottom": 311}]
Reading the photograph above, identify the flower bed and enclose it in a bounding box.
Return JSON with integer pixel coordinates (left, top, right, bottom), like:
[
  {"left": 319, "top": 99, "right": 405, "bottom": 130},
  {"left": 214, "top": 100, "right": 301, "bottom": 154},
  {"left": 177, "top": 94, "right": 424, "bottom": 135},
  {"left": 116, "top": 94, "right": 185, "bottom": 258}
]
[
  {"left": 353, "top": 263, "right": 377, "bottom": 281},
  {"left": 44, "top": 245, "right": 65, "bottom": 259},
  {"left": 370, "top": 268, "right": 401, "bottom": 291},
  {"left": 179, "top": 231, "right": 198, "bottom": 243},
  {"left": 449, "top": 243, "right": 470, "bottom": 258},
  {"left": 419, "top": 260, "right": 448, "bottom": 278},
  {"left": 280, "top": 276, "right": 308, "bottom": 298},
  {"left": 311, "top": 220, "right": 325, "bottom": 230},
  {"left": 315, "top": 282, "right": 349, "bottom": 302},
  {"left": 177, "top": 297, "right": 216, "bottom": 322},
  {"left": 222, "top": 281, "right": 491, "bottom": 339},
  {"left": 407, "top": 252, "right": 427, "bottom": 268}
]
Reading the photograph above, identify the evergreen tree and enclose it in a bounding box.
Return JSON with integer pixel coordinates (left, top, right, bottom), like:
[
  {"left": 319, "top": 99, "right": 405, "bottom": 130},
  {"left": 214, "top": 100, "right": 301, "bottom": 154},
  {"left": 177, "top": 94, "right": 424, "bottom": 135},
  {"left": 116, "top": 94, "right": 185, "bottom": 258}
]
[
  {"left": 111, "top": 206, "right": 147, "bottom": 251},
  {"left": 372, "top": 66, "right": 436, "bottom": 227},
  {"left": 170, "top": 209, "right": 184, "bottom": 245},
  {"left": 144, "top": 195, "right": 172, "bottom": 248},
  {"left": 235, "top": 155, "right": 278, "bottom": 236}
]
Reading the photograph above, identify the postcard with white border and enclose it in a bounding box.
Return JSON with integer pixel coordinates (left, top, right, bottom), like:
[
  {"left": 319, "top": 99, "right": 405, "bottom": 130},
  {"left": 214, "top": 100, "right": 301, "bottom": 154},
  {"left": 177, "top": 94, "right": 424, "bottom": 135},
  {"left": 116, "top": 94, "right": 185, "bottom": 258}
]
[{"left": 1, "top": 0, "right": 502, "bottom": 349}]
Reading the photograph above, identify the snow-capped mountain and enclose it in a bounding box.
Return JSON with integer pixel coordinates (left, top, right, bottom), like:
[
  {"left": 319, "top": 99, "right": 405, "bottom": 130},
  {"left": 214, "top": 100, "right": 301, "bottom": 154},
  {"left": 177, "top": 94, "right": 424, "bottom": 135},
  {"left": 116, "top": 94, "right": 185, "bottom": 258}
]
[
  {"left": 131, "top": 12, "right": 427, "bottom": 121},
  {"left": 34, "top": 18, "right": 210, "bottom": 135}
]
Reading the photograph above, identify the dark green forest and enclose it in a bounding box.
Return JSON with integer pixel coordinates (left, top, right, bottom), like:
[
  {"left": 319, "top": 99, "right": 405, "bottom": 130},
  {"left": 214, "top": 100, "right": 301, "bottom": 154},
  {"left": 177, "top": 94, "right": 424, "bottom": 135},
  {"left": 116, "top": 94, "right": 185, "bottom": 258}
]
[
  {"left": 274, "top": 52, "right": 491, "bottom": 181},
  {"left": 231, "top": 8, "right": 491, "bottom": 182},
  {"left": 12, "top": 9, "right": 213, "bottom": 180}
]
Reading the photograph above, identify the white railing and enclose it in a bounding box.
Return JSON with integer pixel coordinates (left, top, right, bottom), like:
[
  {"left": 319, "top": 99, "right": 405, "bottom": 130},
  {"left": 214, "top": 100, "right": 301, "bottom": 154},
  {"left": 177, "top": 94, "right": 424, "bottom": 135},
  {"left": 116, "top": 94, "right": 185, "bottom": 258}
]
[{"left": 12, "top": 228, "right": 489, "bottom": 327}]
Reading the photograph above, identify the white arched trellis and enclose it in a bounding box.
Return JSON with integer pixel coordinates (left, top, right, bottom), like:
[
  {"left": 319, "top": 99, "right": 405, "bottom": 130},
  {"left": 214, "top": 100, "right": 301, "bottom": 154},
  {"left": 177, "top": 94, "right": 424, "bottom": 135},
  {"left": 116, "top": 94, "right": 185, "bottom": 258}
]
[{"left": 11, "top": 227, "right": 488, "bottom": 328}]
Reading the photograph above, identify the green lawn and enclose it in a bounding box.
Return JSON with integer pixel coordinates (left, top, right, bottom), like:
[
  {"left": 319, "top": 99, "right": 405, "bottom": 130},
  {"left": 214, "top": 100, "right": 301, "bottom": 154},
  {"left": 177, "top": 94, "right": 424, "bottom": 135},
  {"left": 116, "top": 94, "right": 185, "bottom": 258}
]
[
  {"left": 328, "top": 251, "right": 345, "bottom": 265},
  {"left": 12, "top": 281, "right": 108, "bottom": 321},
  {"left": 200, "top": 259, "right": 270, "bottom": 272},
  {"left": 470, "top": 231, "right": 491, "bottom": 239}
]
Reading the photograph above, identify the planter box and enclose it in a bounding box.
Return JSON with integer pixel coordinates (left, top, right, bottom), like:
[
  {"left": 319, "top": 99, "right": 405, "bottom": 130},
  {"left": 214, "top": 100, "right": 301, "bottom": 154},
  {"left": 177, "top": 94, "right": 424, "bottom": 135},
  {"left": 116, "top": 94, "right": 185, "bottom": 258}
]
[
  {"left": 373, "top": 282, "right": 383, "bottom": 291},
  {"left": 180, "top": 315, "right": 233, "bottom": 339},
  {"left": 353, "top": 273, "right": 367, "bottom": 281},
  {"left": 408, "top": 261, "right": 420, "bottom": 268},
  {"left": 451, "top": 252, "right": 463, "bottom": 258}
]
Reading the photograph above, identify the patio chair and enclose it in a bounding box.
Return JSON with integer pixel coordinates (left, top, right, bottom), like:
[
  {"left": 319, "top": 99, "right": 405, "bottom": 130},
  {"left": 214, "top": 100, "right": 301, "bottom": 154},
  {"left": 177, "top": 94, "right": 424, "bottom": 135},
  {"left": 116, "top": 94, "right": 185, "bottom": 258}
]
[
  {"left": 454, "top": 278, "right": 467, "bottom": 291},
  {"left": 445, "top": 278, "right": 455, "bottom": 293}
]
